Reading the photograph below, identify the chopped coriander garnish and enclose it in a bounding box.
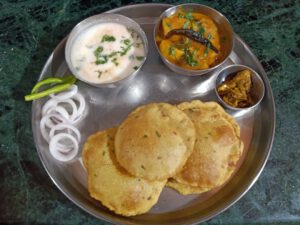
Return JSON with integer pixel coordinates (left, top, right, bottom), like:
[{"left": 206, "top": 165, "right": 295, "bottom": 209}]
[
  {"left": 94, "top": 46, "right": 108, "bottom": 64},
  {"left": 204, "top": 34, "right": 213, "bottom": 56},
  {"left": 101, "top": 34, "right": 116, "bottom": 42},
  {"left": 199, "top": 26, "right": 206, "bottom": 36},
  {"left": 95, "top": 55, "right": 108, "bottom": 65},
  {"left": 168, "top": 46, "right": 176, "bottom": 56},
  {"left": 133, "top": 66, "right": 139, "bottom": 70},
  {"left": 120, "top": 39, "right": 133, "bottom": 56},
  {"left": 123, "top": 39, "right": 131, "bottom": 45},
  {"left": 111, "top": 58, "right": 119, "bottom": 66},
  {"left": 94, "top": 46, "right": 103, "bottom": 56},
  {"left": 95, "top": 70, "right": 102, "bottom": 78},
  {"left": 207, "top": 33, "right": 212, "bottom": 40},
  {"left": 108, "top": 51, "right": 118, "bottom": 58},
  {"left": 204, "top": 46, "right": 210, "bottom": 56},
  {"left": 183, "top": 20, "right": 190, "bottom": 29},
  {"left": 141, "top": 164, "right": 146, "bottom": 170},
  {"left": 184, "top": 47, "right": 198, "bottom": 67},
  {"left": 185, "top": 12, "right": 194, "bottom": 20},
  {"left": 196, "top": 21, "right": 205, "bottom": 36},
  {"left": 120, "top": 45, "right": 131, "bottom": 56},
  {"left": 166, "top": 22, "right": 172, "bottom": 28},
  {"left": 129, "top": 55, "right": 134, "bottom": 60},
  {"left": 136, "top": 56, "right": 144, "bottom": 61}
]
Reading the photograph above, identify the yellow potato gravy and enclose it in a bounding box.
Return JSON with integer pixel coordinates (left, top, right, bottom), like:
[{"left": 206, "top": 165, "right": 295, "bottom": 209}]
[{"left": 156, "top": 10, "right": 221, "bottom": 70}]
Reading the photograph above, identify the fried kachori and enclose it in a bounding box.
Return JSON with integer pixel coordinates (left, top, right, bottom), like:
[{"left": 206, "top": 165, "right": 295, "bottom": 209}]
[
  {"left": 115, "top": 103, "right": 196, "bottom": 181},
  {"left": 82, "top": 128, "right": 166, "bottom": 216},
  {"left": 167, "top": 178, "right": 211, "bottom": 195},
  {"left": 168, "top": 100, "right": 243, "bottom": 195},
  {"left": 82, "top": 100, "right": 244, "bottom": 216}
]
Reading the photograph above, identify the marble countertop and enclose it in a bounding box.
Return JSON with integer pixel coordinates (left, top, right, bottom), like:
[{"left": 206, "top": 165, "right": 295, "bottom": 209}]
[{"left": 0, "top": 0, "right": 299, "bottom": 224}]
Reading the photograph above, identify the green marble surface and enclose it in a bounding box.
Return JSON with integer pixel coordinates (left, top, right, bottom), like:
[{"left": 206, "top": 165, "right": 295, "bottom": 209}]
[{"left": 0, "top": 0, "right": 299, "bottom": 224}]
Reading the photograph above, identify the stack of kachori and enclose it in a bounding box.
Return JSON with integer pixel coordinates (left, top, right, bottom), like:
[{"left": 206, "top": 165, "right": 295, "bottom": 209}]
[{"left": 82, "top": 100, "right": 244, "bottom": 216}]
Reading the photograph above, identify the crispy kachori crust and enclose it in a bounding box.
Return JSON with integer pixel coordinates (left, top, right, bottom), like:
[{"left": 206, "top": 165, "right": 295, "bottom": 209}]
[
  {"left": 82, "top": 128, "right": 166, "bottom": 216},
  {"left": 166, "top": 178, "right": 211, "bottom": 195},
  {"left": 115, "top": 103, "right": 196, "bottom": 181},
  {"left": 169, "top": 100, "right": 243, "bottom": 194}
]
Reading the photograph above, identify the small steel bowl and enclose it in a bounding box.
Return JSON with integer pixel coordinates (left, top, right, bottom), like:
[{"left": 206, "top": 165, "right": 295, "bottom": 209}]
[
  {"left": 215, "top": 64, "right": 265, "bottom": 110},
  {"left": 153, "top": 3, "right": 234, "bottom": 76},
  {"left": 65, "top": 13, "right": 148, "bottom": 88}
]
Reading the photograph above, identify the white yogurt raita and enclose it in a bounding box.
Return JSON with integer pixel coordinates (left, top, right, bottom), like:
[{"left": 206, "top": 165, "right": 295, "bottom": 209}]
[{"left": 71, "top": 23, "right": 145, "bottom": 84}]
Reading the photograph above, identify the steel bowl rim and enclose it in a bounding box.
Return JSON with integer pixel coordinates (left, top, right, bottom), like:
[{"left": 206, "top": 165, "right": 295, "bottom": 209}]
[
  {"left": 65, "top": 13, "right": 149, "bottom": 87},
  {"left": 153, "top": 3, "right": 234, "bottom": 76},
  {"left": 214, "top": 64, "right": 266, "bottom": 111}
]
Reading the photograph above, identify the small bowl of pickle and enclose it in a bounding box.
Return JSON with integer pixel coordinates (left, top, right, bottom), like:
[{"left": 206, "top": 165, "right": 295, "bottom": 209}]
[{"left": 215, "top": 64, "right": 265, "bottom": 110}]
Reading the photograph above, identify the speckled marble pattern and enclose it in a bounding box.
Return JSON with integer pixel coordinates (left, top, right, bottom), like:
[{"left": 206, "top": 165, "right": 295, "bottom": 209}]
[{"left": 0, "top": 0, "right": 299, "bottom": 224}]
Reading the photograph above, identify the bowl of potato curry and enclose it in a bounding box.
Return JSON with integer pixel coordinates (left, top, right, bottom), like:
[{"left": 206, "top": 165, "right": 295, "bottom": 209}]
[{"left": 154, "top": 4, "right": 234, "bottom": 76}]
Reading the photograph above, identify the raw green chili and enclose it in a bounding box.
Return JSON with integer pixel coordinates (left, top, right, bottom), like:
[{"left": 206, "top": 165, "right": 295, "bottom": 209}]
[
  {"left": 25, "top": 75, "right": 76, "bottom": 101},
  {"left": 31, "top": 77, "right": 65, "bottom": 94}
]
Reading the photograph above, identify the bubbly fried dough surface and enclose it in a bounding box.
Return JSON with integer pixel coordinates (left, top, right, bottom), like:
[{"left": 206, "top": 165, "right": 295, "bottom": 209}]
[
  {"left": 82, "top": 128, "right": 166, "bottom": 216},
  {"left": 115, "top": 103, "right": 196, "bottom": 181},
  {"left": 168, "top": 100, "right": 243, "bottom": 194}
]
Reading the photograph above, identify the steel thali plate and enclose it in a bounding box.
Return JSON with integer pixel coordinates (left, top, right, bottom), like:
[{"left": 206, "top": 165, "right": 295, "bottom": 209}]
[{"left": 32, "top": 3, "right": 275, "bottom": 225}]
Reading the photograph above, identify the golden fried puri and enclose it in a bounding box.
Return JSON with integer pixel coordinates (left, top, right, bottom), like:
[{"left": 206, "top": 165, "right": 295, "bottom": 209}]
[
  {"left": 168, "top": 100, "right": 243, "bottom": 195},
  {"left": 82, "top": 128, "right": 166, "bottom": 216},
  {"left": 167, "top": 178, "right": 211, "bottom": 195},
  {"left": 115, "top": 103, "right": 196, "bottom": 181}
]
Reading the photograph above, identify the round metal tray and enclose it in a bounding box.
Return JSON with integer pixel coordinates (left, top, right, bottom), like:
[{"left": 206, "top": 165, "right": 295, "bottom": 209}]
[{"left": 32, "top": 3, "right": 275, "bottom": 225}]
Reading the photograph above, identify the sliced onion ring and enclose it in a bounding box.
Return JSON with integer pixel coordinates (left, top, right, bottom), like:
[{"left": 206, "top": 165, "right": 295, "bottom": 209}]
[
  {"left": 44, "top": 113, "right": 67, "bottom": 129},
  {"left": 57, "top": 99, "right": 78, "bottom": 122},
  {"left": 39, "top": 84, "right": 86, "bottom": 162},
  {"left": 40, "top": 114, "right": 68, "bottom": 142},
  {"left": 71, "top": 93, "right": 86, "bottom": 123},
  {"left": 49, "top": 133, "right": 78, "bottom": 162},
  {"left": 49, "top": 123, "right": 81, "bottom": 141},
  {"left": 49, "top": 123, "right": 80, "bottom": 150},
  {"left": 42, "top": 98, "right": 57, "bottom": 116},
  {"left": 46, "top": 106, "right": 70, "bottom": 120}
]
